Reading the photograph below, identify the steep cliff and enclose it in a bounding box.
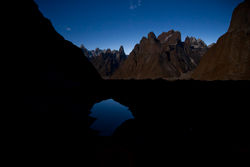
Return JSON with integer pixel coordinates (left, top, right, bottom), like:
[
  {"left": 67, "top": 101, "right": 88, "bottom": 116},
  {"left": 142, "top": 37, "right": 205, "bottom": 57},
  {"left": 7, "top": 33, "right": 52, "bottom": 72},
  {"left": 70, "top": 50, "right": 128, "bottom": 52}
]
[{"left": 192, "top": 0, "right": 250, "bottom": 80}]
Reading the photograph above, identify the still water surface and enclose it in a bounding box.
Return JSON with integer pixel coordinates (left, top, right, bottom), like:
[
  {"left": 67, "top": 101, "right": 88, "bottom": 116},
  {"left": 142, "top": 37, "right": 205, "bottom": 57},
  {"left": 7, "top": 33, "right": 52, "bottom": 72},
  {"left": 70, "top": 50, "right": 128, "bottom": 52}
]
[{"left": 89, "top": 99, "right": 134, "bottom": 136}]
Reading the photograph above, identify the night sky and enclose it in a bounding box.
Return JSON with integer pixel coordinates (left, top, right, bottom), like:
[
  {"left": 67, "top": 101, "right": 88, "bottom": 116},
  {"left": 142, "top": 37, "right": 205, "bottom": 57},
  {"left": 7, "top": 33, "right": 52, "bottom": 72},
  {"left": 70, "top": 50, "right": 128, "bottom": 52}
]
[{"left": 35, "top": 0, "right": 243, "bottom": 54}]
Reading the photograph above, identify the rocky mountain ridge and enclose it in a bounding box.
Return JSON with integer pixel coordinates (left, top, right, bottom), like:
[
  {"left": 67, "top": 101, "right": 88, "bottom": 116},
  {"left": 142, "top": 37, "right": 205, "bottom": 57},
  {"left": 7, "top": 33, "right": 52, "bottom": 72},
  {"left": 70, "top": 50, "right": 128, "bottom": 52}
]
[
  {"left": 81, "top": 45, "right": 127, "bottom": 78},
  {"left": 112, "top": 30, "right": 208, "bottom": 79}
]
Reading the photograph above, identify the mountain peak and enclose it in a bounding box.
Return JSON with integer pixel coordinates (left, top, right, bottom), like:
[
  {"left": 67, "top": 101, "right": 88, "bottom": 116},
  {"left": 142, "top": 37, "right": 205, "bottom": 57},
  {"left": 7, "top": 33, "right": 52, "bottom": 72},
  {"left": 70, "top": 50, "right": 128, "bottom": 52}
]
[
  {"left": 106, "top": 49, "right": 112, "bottom": 54},
  {"left": 185, "top": 36, "right": 207, "bottom": 48},
  {"left": 228, "top": 0, "right": 250, "bottom": 33},
  {"left": 83, "top": 46, "right": 128, "bottom": 78},
  {"left": 95, "top": 48, "right": 101, "bottom": 53},
  {"left": 148, "top": 32, "right": 156, "bottom": 40},
  {"left": 119, "top": 46, "right": 125, "bottom": 54},
  {"left": 158, "top": 30, "right": 181, "bottom": 45}
]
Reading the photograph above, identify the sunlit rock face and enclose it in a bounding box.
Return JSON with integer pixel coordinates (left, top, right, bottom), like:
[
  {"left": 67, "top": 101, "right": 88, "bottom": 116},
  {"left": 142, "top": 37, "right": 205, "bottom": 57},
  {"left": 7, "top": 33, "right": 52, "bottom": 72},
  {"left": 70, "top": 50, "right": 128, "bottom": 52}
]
[
  {"left": 112, "top": 30, "right": 207, "bottom": 80},
  {"left": 192, "top": 0, "right": 250, "bottom": 80}
]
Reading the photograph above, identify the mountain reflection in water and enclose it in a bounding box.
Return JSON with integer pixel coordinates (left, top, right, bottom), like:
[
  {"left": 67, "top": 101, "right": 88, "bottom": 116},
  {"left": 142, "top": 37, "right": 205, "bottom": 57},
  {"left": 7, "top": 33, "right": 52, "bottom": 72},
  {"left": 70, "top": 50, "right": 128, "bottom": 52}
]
[{"left": 89, "top": 99, "right": 134, "bottom": 136}]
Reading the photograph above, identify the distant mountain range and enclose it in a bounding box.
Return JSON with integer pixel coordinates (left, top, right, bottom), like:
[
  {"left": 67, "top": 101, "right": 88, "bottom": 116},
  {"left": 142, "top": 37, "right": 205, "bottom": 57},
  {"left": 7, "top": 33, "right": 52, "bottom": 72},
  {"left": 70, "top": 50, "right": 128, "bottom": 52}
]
[
  {"left": 80, "top": 0, "right": 249, "bottom": 80},
  {"left": 82, "top": 31, "right": 208, "bottom": 79},
  {"left": 80, "top": 45, "right": 127, "bottom": 79}
]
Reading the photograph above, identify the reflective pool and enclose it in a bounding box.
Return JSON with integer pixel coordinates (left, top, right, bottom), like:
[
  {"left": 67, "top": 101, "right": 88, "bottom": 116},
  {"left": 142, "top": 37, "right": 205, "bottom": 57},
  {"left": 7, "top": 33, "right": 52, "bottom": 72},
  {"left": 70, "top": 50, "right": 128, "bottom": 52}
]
[{"left": 89, "top": 99, "right": 134, "bottom": 136}]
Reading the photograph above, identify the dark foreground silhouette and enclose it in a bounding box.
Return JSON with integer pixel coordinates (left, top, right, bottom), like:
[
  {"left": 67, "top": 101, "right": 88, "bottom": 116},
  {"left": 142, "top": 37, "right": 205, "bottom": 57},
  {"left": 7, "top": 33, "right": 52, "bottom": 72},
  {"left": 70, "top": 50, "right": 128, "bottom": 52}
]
[{"left": 8, "top": 80, "right": 250, "bottom": 166}]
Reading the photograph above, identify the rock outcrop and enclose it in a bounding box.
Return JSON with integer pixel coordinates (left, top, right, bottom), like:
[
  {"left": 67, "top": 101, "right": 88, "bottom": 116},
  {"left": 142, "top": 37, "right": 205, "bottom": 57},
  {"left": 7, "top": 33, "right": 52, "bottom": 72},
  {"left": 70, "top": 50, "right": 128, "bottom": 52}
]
[
  {"left": 81, "top": 45, "right": 127, "bottom": 79},
  {"left": 192, "top": 0, "right": 250, "bottom": 80},
  {"left": 112, "top": 30, "right": 207, "bottom": 79}
]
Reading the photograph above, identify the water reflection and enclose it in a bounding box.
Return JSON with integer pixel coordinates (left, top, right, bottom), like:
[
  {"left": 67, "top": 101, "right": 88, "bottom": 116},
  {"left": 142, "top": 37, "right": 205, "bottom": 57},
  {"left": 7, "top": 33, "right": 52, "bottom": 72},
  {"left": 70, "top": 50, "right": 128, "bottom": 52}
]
[{"left": 89, "top": 99, "right": 134, "bottom": 136}]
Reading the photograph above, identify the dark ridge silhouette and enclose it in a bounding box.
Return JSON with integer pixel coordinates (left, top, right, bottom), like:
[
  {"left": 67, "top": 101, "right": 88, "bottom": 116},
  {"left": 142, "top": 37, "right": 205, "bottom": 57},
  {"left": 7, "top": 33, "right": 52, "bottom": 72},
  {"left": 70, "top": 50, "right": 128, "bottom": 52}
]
[
  {"left": 193, "top": 0, "right": 250, "bottom": 80},
  {"left": 7, "top": 1, "right": 101, "bottom": 165},
  {"left": 18, "top": 1, "right": 101, "bottom": 87},
  {"left": 9, "top": 0, "right": 102, "bottom": 135}
]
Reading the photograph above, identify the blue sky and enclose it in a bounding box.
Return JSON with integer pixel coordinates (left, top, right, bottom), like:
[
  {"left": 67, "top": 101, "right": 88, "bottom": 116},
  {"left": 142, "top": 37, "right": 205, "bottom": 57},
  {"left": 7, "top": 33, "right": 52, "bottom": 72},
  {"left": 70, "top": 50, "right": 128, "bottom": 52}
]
[{"left": 35, "top": 0, "right": 243, "bottom": 54}]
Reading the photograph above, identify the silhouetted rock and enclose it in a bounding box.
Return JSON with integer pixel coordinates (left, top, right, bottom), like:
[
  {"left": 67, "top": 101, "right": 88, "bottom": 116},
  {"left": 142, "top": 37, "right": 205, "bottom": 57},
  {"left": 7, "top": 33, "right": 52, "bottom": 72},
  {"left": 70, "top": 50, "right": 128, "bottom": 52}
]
[
  {"left": 112, "top": 30, "right": 207, "bottom": 79},
  {"left": 192, "top": 0, "right": 250, "bottom": 80},
  {"left": 16, "top": 1, "right": 101, "bottom": 91},
  {"left": 81, "top": 46, "right": 127, "bottom": 79},
  {"left": 7, "top": 1, "right": 104, "bottom": 166}
]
